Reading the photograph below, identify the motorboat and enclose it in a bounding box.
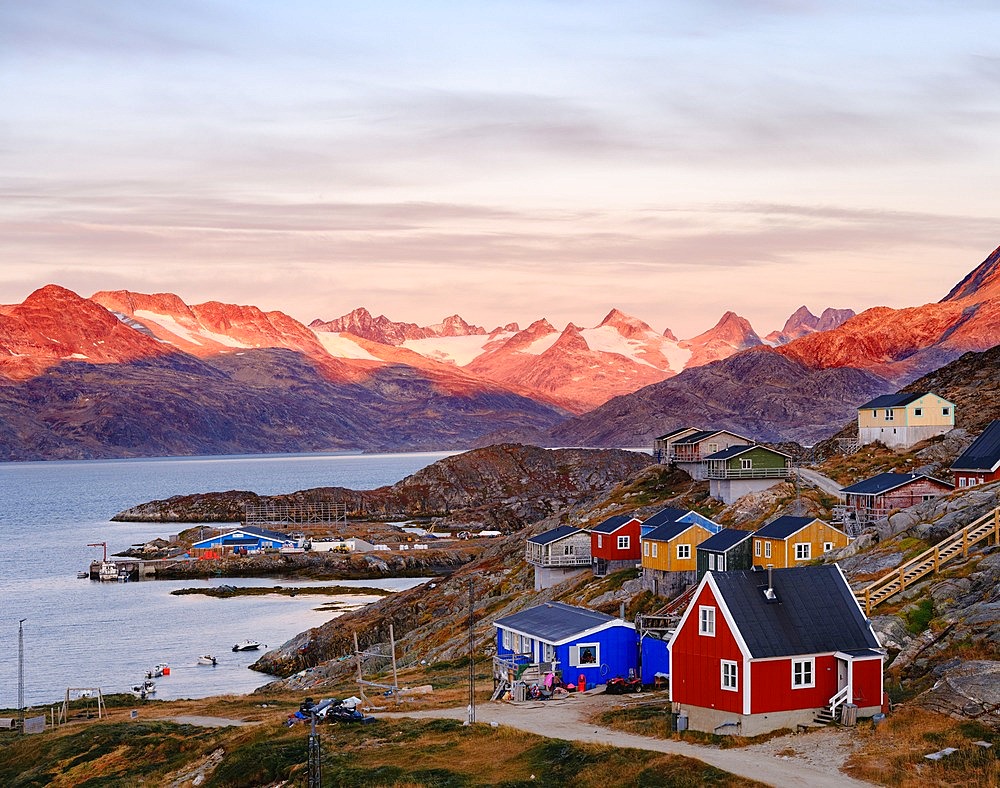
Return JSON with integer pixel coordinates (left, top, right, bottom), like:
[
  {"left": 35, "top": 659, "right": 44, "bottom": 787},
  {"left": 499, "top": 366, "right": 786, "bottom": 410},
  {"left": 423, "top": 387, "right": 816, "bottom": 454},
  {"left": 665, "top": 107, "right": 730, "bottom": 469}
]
[
  {"left": 77, "top": 571, "right": 89, "bottom": 579},
  {"left": 232, "top": 640, "right": 262, "bottom": 652},
  {"left": 132, "top": 680, "right": 156, "bottom": 698},
  {"left": 98, "top": 561, "right": 119, "bottom": 582},
  {"left": 146, "top": 663, "right": 170, "bottom": 679},
  {"left": 198, "top": 654, "right": 218, "bottom": 666}
]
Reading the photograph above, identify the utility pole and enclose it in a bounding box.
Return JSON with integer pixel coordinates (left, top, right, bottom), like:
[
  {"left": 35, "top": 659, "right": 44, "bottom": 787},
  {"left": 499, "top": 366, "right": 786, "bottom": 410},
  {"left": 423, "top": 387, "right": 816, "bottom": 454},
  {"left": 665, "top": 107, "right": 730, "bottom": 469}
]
[
  {"left": 467, "top": 579, "right": 475, "bottom": 725},
  {"left": 18, "top": 619, "right": 26, "bottom": 733},
  {"left": 307, "top": 709, "right": 322, "bottom": 788}
]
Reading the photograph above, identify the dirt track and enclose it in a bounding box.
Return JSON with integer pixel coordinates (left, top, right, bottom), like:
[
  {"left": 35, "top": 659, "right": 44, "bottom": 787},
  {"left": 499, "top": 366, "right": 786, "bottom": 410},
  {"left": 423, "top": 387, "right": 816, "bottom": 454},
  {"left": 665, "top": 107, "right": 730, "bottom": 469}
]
[{"left": 383, "top": 694, "right": 875, "bottom": 788}]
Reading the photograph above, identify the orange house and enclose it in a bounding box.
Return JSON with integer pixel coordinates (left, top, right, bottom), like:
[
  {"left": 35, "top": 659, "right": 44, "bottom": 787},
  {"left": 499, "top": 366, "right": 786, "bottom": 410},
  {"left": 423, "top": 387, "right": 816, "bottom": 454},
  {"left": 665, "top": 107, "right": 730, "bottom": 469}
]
[
  {"left": 752, "top": 516, "right": 849, "bottom": 569},
  {"left": 641, "top": 521, "right": 714, "bottom": 598}
]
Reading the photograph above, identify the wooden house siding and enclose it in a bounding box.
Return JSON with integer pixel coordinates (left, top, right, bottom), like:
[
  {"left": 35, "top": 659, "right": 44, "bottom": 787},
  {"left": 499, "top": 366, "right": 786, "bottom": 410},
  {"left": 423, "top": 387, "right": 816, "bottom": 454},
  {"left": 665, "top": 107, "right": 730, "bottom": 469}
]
[
  {"left": 641, "top": 524, "right": 712, "bottom": 573},
  {"left": 591, "top": 519, "right": 642, "bottom": 561},
  {"left": 697, "top": 539, "right": 752, "bottom": 578},
  {"left": 749, "top": 654, "right": 839, "bottom": 713},
  {"left": 525, "top": 531, "right": 591, "bottom": 567},
  {"left": 843, "top": 478, "right": 952, "bottom": 523},
  {"left": 706, "top": 446, "right": 789, "bottom": 480},
  {"left": 850, "top": 657, "right": 884, "bottom": 710},
  {"left": 955, "top": 469, "right": 1000, "bottom": 487},
  {"left": 752, "top": 521, "right": 848, "bottom": 569}
]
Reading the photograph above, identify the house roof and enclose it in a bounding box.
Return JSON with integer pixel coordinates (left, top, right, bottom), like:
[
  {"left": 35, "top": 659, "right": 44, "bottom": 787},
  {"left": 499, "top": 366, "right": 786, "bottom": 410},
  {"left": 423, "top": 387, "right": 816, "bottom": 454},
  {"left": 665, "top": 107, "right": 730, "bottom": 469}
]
[
  {"left": 644, "top": 521, "right": 699, "bottom": 543},
  {"left": 241, "top": 526, "right": 290, "bottom": 541},
  {"left": 527, "top": 524, "right": 583, "bottom": 545},
  {"left": 655, "top": 426, "right": 698, "bottom": 441},
  {"left": 703, "top": 444, "right": 792, "bottom": 462},
  {"left": 494, "top": 602, "right": 619, "bottom": 644},
  {"left": 858, "top": 392, "right": 925, "bottom": 410},
  {"left": 840, "top": 472, "right": 953, "bottom": 496},
  {"left": 951, "top": 420, "right": 1000, "bottom": 472},
  {"left": 709, "top": 565, "right": 881, "bottom": 659},
  {"left": 753, "top": 515, "right": 832, "bottom": 540},
  {"left": 697, "top": 528, "right": 753, "bottom": 553},
  {"left": 673, "top": 429, "right": 726, "bottom": 446},
  {"left": 591, "top": 515, "right": 637, "bottom": 534},
  {"left": 192, "top": 526, "right": 288, "bottom": 548},
  {"left": 642, "top": 507, "right": 687, "bottom": 529}
]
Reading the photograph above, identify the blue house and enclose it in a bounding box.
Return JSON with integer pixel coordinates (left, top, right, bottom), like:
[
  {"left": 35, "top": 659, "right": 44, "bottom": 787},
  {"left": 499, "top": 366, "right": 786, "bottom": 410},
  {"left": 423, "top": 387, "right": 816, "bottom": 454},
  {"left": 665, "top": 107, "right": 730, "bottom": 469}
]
[
  {"left": 493, "top": 602, "right": 637, "bottom": 690},
  {"left": 191, "top": 526, "right": 289, "bottom": 554},
  {"left": 641, "top": 507, "right": 720, "bottom": 538}
]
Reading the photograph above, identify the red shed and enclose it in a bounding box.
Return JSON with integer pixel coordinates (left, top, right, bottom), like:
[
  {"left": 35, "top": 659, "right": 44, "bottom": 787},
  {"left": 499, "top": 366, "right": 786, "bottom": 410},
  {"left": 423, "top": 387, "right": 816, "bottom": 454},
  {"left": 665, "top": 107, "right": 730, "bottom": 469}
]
[
  {"left": 668, "top": 565, "right": 884, "bottom": 736},
  {"left": 590, "top": 515, "right": 642, "bottom": 577},
  {"left": 951, "top": 420, "right": 1000, "bottom": 488}
]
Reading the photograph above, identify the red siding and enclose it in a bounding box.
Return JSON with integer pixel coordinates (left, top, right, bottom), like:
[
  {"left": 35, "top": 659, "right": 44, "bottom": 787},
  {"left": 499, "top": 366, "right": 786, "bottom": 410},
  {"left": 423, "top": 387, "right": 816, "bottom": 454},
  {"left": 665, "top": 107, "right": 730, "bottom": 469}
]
[
  {"left": 750, "top": 655, "right": 838, "bottom": 713},
  {"left": 955, "top": 470, "right": 1000, "bottom": 488},
  {"left": 670, "top": 583, "right": 744, "bottom": 714},
  {"left": 851, "top": 658, "right": 883, "bottom": 709},
  {"left": 591, "top": 518, "right": 642, "bottom": 560}
]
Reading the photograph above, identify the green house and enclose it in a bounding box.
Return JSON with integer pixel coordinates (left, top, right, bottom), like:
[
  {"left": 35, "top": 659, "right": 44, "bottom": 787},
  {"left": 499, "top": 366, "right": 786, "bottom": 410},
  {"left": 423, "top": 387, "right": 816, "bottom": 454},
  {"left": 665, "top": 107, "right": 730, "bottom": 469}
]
[
  {"left": 696, "top": 528, "right": 754, "bottom": 579},
  {"left": 704, "top": 444, "right": 792, "bottom": 504}
]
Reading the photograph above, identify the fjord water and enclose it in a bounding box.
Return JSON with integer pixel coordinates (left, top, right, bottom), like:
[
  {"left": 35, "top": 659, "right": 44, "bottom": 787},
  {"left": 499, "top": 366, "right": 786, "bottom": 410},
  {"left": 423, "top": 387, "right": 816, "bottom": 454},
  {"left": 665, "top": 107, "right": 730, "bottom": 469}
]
[{"left": 0, "top": 451, "right": 452, "bottom": 709}]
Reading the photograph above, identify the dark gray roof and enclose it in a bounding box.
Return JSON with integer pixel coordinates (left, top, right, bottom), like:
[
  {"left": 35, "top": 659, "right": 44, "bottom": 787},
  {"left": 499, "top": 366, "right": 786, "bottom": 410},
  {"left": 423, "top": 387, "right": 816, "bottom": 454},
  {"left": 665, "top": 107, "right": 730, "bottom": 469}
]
[
  {"left": 858, "top": 392, "right": 925, "bottom": 410},
  {"left": 951, "top": 420, "right": 1000, "bottom": 472},
  {"left": 644, "top": 521, "right": 699, "bottom": 543},
  {"left": 591, "top": 515, "right": 636, "bottom": 534},
  {"left": 494, "top": 602, "right": 617, "bottom": 643},
  {"left": 642, "top": 507, "right": 687, "bottom": 529},
  {"left": 710, "top": 565, "right": 880, "bottom": 658},
  {"left": 697, "top": 528, "right": 753, "bottom": 553},
  {"left": 840, "top": 472, "right": 952, "bottom": 495},
  {"left": 527, "top": 524, "right": 583, "bottom": 545},
  {"left": 673, "top": 429, "right": 720, "bottom": 445},
  {"left": 754, "top": 516, "right": 824, "bottom": 540},
  {"left": 655, "top": 427, "right": 697, "bottom": 441}
]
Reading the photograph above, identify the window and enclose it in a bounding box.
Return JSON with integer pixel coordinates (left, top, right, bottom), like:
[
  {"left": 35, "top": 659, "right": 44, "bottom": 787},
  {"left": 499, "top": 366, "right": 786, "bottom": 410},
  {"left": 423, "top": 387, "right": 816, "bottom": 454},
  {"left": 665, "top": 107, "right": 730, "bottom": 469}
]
[
  {"left": 913, "top": 407, "right": 922, "bottom": 417},
  {"left": 699, "top": 606, "right": 716, "bottom": 636},
  {"left": 563, "top": 544, "right": 575, "bottom": 555},
  {"left": 959, "top": 477, "right": 967, "bottom": 488},
  {"left": 708, "top": 554, "right": 715, "bottom": 571},
  {"left": 721, "top": 660, "right": 738, "bottom": 691},
  {"left": 885, "top": 409, "right": 894, "bottom": 421},
  {"left": 717, "top": 554, "right": 725, "bottom": 571},
  {"left": 542, "top": 642, "right": 555, "bottom": 662},
  {"left": 677, "top": 544, "right": 691, "bottom": 560},
  {"left": 764, "top": 542, "right": 772, "bottom": 559},
  {"left": 922, "top": 494, "right": 936, "bottom": 501},
  {"left": 570, "top": 643, "right": 599, "bottom": 667},
  {"left": 617, "top": 535, "right": 630, "bottom": 550},
  {"left": 597, "top": 535, "right": 603, "bottom": 549},
  {"left": 792, "top": 658, "right": 815, "bottom": 688},
  {"left": 741, "top": 458, "right": 753, "bottom": 470},
  {"left": 502, "top": 629, "right": 512, "bottom": 650},
  {"left": 942, "top": 407, "right": 950, "bottom": 416},
  {"left": 754, "top": 539, "right": 761, "bottom": 557},
  {"left": 823, "top": 542, "right": 834, "bottom": 553},
  {"left": 794, "top": 543, "right": 811, "bottom": 561},
  {"left": 652, "top": 543, "right": 658, "bottom": 558},
  {"left": 871, "top": 409, "right": 878, "bottom": 418},
  {"left": 706, "top": 443, "right": 719, "bottom": 454},
  {"left": 643, "top": 541, "right": 649, "bottom": 556}
]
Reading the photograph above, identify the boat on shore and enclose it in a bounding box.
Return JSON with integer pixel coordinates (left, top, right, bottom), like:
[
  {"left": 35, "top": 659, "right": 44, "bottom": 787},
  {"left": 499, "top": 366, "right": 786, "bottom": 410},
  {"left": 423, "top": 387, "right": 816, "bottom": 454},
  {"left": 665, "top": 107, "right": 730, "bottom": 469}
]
[
  {"left": 198, "top": 654, "right": 218, "bottom": 666},
  {"left": 232, "top": 640, "right": 262, "bottom": 652}
]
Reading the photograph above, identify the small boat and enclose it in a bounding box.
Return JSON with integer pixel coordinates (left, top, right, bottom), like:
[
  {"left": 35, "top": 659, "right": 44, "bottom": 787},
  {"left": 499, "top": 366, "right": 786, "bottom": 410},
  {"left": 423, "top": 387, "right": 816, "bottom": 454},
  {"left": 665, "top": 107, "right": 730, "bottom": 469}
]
[
  {"left": 131, "top": 679, "right": 156, "bottom": 698},
  {"left": 98, "top": 561, "right": 119, "bottom": 582},
  {"left": 146, "top": 663, "right": 170, "bottom": 679},
  {"left": 232, "top": 640, "right": 262, "bottom": 652},
  {"left": 77, "top": 571, "right": 89, "bottom": 579},
  {"left": 198, "top": 654, "right": 218, "bottom": 666}
]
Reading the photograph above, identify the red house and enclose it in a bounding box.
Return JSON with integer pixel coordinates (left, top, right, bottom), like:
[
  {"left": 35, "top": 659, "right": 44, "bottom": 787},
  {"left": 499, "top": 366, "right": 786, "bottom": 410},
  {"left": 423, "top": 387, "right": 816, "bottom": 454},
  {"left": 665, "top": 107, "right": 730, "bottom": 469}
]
[
  {"left": 951, "top": 420, "right": 1000, "bottom": 488},
  {"left": 590, "top": 515, "right": 642, "bottom": 577},
  {"left": 668, "top": 565, "right": 884, "bottom": 736},
  {"left": 839, "top": 472, "right": 953, "bottom": 527}
]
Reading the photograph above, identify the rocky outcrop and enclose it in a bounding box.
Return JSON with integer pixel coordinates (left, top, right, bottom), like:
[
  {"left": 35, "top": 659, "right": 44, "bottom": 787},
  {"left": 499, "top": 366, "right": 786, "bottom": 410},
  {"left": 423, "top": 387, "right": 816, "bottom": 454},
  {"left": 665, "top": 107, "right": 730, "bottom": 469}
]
[
  {"left": 765, "top": 305, "right": 855, "bottom": 345},
  {"left": 113, "top": 444, "right": 655, "bottom": 533}
]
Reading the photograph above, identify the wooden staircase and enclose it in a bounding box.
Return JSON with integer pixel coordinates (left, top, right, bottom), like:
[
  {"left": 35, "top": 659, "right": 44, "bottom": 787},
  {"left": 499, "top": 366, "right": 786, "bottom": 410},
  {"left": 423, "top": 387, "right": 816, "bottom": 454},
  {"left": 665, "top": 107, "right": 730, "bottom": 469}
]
[{"left": 856, "top": 506, "right": 1000, "bottom": 616}]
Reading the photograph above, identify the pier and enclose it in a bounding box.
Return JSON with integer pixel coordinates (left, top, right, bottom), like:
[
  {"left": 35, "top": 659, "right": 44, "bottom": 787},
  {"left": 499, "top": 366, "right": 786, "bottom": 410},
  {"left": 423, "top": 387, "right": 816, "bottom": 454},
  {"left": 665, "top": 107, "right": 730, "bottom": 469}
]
[{"left": 86, "top": 557, "right": 189, "bottom": 581}]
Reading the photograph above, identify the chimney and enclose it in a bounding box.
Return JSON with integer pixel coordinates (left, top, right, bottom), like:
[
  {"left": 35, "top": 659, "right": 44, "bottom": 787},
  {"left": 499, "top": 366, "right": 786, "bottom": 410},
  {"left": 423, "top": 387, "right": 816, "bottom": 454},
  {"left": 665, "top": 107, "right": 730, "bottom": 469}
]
[
  {"left": 619, "top": 602, "right": 626, "bottom": 620},
  {"left": 764, "top": 564, "right": 777, "bottom": 602}
]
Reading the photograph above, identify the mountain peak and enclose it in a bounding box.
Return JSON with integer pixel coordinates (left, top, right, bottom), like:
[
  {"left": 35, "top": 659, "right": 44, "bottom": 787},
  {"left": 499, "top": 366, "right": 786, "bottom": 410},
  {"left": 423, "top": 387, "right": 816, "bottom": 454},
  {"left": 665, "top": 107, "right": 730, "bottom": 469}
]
[
  {"left": 597, "top": 308, "right": 656, "bottom": 339},
  {"left": 941, "top": 244, "right": 1000, "bottom": 302},
  {"left": 781, "top": 305, "right": 819, "bottom": 334}
]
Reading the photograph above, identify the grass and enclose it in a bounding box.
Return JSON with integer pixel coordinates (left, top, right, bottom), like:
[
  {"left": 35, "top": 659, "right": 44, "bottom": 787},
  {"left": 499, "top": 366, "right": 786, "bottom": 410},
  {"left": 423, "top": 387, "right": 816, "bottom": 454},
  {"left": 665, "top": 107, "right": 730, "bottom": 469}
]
[
  {"left": 592, "top": 705, "right": 792, "bottom": 750},
  {"left": 846, "top": 706, "right": 999, "bottom": 787},
  {"left": 904, "top": 597, "right": 935, "bottom": 634}
]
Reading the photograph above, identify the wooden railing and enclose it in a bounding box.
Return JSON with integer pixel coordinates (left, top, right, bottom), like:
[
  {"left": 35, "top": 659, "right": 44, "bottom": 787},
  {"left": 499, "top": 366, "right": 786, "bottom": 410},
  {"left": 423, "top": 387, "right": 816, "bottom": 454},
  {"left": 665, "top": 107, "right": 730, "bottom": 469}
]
[{"left": 856, "top": 507, "right": 1000, "bottom": 616}]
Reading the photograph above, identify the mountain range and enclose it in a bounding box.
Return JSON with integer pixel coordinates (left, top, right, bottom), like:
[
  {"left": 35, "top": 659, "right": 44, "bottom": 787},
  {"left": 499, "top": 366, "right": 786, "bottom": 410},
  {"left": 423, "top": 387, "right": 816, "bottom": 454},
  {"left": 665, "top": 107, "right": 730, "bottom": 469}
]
[{"left": 0, "top": 245, "right": 997, "bottom": 459}]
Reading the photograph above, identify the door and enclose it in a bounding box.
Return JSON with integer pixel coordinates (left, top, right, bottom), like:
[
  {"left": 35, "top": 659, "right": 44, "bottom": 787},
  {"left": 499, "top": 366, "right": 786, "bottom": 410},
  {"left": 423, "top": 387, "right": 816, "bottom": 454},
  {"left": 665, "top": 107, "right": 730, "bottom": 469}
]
[{"left": 837, "top": 657, "right": 849, "bottom": 701}]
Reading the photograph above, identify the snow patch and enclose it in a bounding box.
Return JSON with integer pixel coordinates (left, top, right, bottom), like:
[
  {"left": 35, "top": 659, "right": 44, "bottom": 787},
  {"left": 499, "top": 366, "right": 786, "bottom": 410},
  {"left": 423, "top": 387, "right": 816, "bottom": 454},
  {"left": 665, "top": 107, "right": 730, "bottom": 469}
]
[
  {"left": 522, "top": 332, "right": 560, "bottom": 356},
  {"left": 134, "top": 310, "right": 204, "bottom": 346},
  {"left": 402, "top": 334, "right": 502, "bottom": 366},
  {"left": 312, "top": 331, "right": 382, "bottom": 361}
]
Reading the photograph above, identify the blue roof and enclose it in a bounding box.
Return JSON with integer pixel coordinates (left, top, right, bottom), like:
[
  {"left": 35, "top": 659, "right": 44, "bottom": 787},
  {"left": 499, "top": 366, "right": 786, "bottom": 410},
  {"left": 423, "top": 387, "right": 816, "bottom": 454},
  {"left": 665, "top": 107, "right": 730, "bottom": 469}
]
[
  {"left": 697, "top": 528, "right": 753, "bottom": 553},
  {"left": 754, "top": 516, "right": 823, "bottom": 540},
  {"left": 951, "top": 420, "right": 1000, "bottom": 472},
  {"left": 858, "top": 392, "right": 925, "bottom": 409},
  {"left": 494, "top": 602, "right": 620, "bottom": 643},
  {"left": 192, "top": 526, "right": 288, "bottom": 548},
  {"left": 840, "top": 472, "right": 952, "bottom": 495},
  {"left": 642, "top": 507, "right": 687, "bottom": 529},
  {"left": 644, "top": 521, "right": 701, "bottom": 543},
  {"left": 591, "top": 515, "right": 637, "bottom": 534},
  {"left": 708, "top": 566, "right": 881, "bottom": 658},
  {"left": 527, "top": 524, "right": 583, "bottom": 545}
]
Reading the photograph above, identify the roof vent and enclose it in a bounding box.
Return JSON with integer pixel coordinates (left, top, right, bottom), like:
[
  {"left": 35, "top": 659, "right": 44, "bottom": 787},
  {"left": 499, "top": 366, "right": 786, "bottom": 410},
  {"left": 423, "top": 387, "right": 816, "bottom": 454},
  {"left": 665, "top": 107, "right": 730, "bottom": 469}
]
[{"left": 763, "top": 564, "right": 778, "bottom": 603}]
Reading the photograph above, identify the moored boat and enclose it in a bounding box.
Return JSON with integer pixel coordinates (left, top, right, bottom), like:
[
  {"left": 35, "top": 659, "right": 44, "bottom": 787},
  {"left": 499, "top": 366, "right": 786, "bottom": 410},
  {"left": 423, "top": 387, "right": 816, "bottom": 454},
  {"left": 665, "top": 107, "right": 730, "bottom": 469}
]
[
  {"left": 198, "top": 654, "right": 218, "bottom": 666},
  {"left": 232, "top": 639, "right": 262, "bottom": 652}
]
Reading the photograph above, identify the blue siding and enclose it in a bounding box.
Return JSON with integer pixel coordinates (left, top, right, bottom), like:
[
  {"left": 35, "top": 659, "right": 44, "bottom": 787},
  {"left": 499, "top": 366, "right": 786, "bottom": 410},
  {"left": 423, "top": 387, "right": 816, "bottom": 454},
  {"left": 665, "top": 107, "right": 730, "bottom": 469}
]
[
  {"left": 678, "top": 511, "right": 721, "bottom": 534},
  {"left": 640, "top": 635, "right": 670, "bottom": 684}
]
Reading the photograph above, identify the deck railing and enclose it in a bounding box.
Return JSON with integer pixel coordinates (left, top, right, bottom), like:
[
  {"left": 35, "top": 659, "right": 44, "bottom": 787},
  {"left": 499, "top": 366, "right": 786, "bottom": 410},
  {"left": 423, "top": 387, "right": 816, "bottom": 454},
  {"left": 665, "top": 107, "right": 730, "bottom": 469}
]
[
  {"left": 705, "top": 467, "right": 790, "bottom": 480},
  {"left": 856, "top": 506, "right": 1000, "bottom": 616}
]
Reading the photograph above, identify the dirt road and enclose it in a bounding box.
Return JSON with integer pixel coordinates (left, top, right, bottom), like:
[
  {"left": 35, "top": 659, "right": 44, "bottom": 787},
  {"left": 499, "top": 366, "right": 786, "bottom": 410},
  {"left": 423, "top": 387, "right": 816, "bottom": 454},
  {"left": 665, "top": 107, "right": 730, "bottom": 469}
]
[{"left": 383, "top": 695, "right": 875, "bottom": 788}]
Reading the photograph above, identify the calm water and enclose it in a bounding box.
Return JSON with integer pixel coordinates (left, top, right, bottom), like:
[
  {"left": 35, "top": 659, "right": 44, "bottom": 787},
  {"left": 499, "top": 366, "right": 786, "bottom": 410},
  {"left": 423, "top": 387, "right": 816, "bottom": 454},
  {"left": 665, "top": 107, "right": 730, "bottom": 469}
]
[{"left": 0, "top": 451, "right": 453, "bottom": 709}]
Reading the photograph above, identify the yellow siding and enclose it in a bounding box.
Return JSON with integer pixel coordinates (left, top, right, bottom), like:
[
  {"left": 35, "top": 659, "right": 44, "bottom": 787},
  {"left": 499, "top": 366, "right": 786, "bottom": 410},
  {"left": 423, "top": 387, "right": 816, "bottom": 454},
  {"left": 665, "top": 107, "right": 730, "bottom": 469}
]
[
  {"left": 857, "top": 393, "right": 955, "bottom": 429},
  {"left": 641, "top": 525, "right": 711, "bottom": 572},
  {"left": 752, "top": 520, "right": 849, "bottom": 569}
]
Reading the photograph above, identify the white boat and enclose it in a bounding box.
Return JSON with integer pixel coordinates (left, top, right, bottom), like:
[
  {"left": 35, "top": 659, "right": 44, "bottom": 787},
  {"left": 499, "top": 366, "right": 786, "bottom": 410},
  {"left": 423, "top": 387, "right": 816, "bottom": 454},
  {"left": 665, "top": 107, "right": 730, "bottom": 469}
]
[
  {"left": 131, "top": 679, "right": 156, "bottom": 698},
  {"left": 146, "top": 663, "right": 170, "bottom": 678},
  {"left": 232, "top": 640, "right": 262, "bottom": 652},
  {"left": 98, "top": 561, "right": 119, "bottom": 581},
  {"left": 77, "top": 571, "right": 89, "bottom": 579},
  {"left": 198, "top": 654, "right": 218, "bottom": 666}
]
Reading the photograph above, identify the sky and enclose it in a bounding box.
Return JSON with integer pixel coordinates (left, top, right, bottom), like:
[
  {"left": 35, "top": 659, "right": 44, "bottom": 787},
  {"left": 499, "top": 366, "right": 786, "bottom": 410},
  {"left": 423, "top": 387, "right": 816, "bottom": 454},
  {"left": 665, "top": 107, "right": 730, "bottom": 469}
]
[{"left": 2, "top": 1, "right": 999, "bottom": 338}]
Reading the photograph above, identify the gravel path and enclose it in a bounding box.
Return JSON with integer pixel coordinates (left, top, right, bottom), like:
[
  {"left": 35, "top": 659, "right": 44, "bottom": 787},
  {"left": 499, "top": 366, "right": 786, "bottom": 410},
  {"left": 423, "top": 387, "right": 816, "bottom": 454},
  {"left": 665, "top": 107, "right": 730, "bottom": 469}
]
[
  {"left": 795, "top": 468, "right": 846, "bottom": 499},
  {"left": 382, "top": 695, "right": 875, "bottom": 788}
]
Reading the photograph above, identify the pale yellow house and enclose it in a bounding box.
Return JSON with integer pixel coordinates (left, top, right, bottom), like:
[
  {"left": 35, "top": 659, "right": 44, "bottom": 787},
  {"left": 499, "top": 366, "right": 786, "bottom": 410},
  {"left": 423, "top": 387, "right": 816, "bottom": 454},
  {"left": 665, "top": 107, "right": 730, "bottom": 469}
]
[
  {"left": 751, "top": 516, "right": 849, "bottom": 569},
  {"left": 857, "top": 392, "right": 954, "bottom": 449},
  {"left": 641, "top": 521, "right": 713, "bottom": 597}
]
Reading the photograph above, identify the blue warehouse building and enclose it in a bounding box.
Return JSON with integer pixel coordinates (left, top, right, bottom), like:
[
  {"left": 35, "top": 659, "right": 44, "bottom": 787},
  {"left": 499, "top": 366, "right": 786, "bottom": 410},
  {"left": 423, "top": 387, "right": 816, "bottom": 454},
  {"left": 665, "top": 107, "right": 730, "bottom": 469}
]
[{"left": 191, "top": 526, "right": 289, "bottom": 554}]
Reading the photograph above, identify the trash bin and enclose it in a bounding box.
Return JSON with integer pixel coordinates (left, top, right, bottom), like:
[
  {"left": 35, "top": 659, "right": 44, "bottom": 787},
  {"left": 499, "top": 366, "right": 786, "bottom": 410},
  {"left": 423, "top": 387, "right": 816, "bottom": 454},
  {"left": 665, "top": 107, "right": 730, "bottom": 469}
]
[
  {"left": 840, "top": 703, "right": 857, "bottom": 726},
  {"left": 578, "top": 674, "right": 586, "bottom": 692},
  {"left": 676, "top": 713, "right": 688, "bottom": 732}
]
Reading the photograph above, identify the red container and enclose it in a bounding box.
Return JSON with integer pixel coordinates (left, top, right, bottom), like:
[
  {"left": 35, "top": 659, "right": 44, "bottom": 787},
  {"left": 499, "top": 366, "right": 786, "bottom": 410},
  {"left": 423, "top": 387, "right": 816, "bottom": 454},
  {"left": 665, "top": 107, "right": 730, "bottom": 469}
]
[
  {"left": 578, "top": 674, "right": 586, "bottom": 692},
  {"left": 163, "top": 666, "right": 171, "bottom": 676}
]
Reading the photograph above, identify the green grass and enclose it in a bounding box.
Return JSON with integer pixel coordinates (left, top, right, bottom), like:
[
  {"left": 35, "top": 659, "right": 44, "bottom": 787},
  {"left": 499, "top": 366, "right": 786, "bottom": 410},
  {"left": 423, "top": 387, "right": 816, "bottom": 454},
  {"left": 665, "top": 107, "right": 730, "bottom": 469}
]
[{"left": 905, "top": 597, "right": 935, "bottom": 634}]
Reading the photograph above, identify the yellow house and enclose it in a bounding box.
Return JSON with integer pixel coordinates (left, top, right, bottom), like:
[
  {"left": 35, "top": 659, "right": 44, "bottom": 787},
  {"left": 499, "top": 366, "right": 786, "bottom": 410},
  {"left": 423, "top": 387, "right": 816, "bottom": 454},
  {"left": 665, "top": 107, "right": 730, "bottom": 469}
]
[
  {"left": 857, "top": 392, "right": 954, "bottom": 449},
  {"left": 641, "top": 522, "right": 713, "bottom": 573},
  {"left": 751, "top": 516, "right": 849, "bottom": 569}
]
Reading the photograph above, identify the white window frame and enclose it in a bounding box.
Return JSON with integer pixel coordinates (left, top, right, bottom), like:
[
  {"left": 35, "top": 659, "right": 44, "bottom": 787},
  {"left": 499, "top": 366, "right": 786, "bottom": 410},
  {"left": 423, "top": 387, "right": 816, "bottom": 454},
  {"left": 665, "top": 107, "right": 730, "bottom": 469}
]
[
  {"left": 699, "top": 605, "right": 716, "bottom": 637},
  {"left": 708, "top": 553, "right": 715, "bottom": 571},
  {"left": 652, "top": 542, "right": 658, "bottom": 559},
  {"left": 643, "top": 541, "right": 649, "bottom": 556},
  {"left": 754, "top": 539, "right": 761, "bottom": 557},
  {"left": 823, "top": 542, "right": 834, "bottom": 553},
  {"left": 542, "top": 642, "right": 555, "bottom": 662},
  {"left": 597, "top": 534, "right": 603, "bottom": 549},
  {"left": 502, "top": 629, "right": 512, "bottom": 650},
  {"left": 913, "top": 407, "right": 922, "bottom": 417},
  {"left": 677, "top": 544, "right": 691, "bottom": 560},
  {"left": 942, "top": 407, "right": 950, "bottom": 416},
  {"left": 794, "top": 543, "right": 811, "bottom": 561},
  {"left": 764, "top": 541, "right": 772, "bottom": 559},
  {"left": 721, "top": 660, "right": 738, "bottom": 691},
  {"left": 617, "top": 535, "right": 630, "bottom": 550},
  {"left": 740, "top": 458, "right": 753, "bottom": 470},
  {"left": 885, "top": 409, "right": 894, "bottom": 421},
  {"left": 563, "top": 543, "right": 575, "bottom": 555},
  {"left": 570, "top": 642, "right": 600, "bottom": 667},
  {"left": 792, "top": 658, "right": 815, "bottom": 689}
]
